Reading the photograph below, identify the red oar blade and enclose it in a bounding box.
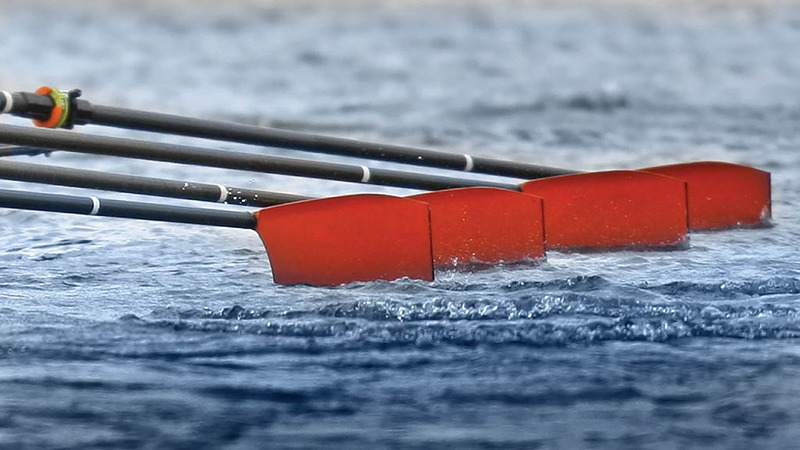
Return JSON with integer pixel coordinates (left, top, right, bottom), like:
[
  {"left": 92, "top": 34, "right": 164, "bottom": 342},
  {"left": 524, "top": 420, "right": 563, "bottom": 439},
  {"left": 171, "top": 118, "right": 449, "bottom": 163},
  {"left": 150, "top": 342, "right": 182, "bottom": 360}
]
[
  {"left": 642, "top": 162, "right": 771, "bottom": 230},
  {"left": 254, "top": 195, "right": 433, "bottom": 286},
  {"left": 521, "top": 171, "right": 689, "bottom": 251},
  {"left": 411, "top": 188, "right": 545, "bottom": 269}
]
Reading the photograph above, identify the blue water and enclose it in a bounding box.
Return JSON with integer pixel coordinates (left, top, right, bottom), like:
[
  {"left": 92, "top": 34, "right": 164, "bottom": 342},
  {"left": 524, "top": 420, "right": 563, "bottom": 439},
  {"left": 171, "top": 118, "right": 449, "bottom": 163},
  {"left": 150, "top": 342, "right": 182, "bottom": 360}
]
[{"left": 1, "top": 2, "right": 799, "bottom": 448}]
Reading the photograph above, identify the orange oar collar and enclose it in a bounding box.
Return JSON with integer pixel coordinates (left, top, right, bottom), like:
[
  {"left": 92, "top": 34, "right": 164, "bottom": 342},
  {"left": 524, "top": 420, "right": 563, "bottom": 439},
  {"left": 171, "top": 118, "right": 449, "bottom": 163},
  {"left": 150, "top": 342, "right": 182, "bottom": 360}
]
[{"left": 32, "top": 86, "right": 70, "bottom": 129}]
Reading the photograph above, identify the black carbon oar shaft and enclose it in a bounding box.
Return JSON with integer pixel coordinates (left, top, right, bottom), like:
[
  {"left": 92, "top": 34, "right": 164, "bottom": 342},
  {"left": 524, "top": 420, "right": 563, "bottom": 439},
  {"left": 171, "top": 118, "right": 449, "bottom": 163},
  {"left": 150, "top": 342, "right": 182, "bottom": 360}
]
[
  {"left": 0, "top": 124, "right": 518, "bottom": 192},
  {"left": 0, "top": 159, "right": 310, "bottom": 207},
  {"left": 88, "top": 104, "right": 574, "bottom": 179},
  {"left": 0, "top": 188, "right": 256, "bottom": 229},
  {"left": 1, "top": 89, "right": 574, "bottom": 179},
  {"left": 0, "top": 145, "right": 49, "bottom": 157}
]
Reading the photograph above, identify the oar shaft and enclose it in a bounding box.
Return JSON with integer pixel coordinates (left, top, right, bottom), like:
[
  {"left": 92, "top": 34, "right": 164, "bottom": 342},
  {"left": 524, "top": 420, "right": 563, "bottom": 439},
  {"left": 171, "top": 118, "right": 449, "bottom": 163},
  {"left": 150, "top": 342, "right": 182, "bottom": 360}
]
[
  {"left": 0, "top": 188, "right": 256, "bottom": 228},
  {"left": 0, "top": 124, "right": 518, "bottom": 192},
  {"left": 0, "top": 145, "right": 50, "bottom": 157},
  {"left": 1, "top": 90, "right": 574, "bottom": 179},
  {"left": 87, "top": 104, "right": 574, "bottom": 179},
  {"left": 0, "top": 159, "right": 310, "bottom": 207}
]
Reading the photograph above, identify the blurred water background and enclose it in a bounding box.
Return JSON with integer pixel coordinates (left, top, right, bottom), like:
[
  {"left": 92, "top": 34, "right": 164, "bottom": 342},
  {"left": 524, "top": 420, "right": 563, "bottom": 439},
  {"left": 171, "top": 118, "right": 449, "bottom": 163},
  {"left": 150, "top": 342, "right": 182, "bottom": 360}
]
[{"left": 0, "top": 1, "right": 799, "bottom": 448}]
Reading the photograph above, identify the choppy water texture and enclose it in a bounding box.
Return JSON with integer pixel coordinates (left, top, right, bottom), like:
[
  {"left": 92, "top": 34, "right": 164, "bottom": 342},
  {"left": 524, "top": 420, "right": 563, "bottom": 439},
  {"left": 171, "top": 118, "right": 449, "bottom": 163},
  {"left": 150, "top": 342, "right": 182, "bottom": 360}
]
[{"left": 1, "top": 1, "right": 799, "bottom": 448}]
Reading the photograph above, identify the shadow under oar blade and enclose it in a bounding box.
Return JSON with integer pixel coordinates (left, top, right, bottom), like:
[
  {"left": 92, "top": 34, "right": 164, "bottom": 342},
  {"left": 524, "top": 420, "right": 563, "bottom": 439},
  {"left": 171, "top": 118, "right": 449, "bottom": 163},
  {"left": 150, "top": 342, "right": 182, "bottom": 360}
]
[
  {"left": 641, "top": 162, "right": 771, "bottom": 231},
  {"left": 411, "top": 188, "right": 545, "bottom": 269},
  {"left": 254, "top": 195, "right": 434, "bottom": 286},
  {"left": 521, "top": 171, "right": 689, "bottom": 251}
]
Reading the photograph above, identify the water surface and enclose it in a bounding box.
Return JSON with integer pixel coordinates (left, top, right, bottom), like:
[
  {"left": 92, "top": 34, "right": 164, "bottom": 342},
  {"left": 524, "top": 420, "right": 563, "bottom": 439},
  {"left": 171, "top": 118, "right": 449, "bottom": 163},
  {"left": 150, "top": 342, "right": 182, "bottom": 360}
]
[{"left": 0, "top": 2, "right": 799, "bottom": 448}]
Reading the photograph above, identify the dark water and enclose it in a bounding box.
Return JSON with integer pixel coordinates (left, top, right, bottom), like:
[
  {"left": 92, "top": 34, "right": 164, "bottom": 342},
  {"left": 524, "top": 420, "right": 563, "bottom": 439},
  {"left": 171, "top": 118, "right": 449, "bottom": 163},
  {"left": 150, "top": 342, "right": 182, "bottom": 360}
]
[{"left": 1, "top": 2, "right": 799, "bottom": 448}]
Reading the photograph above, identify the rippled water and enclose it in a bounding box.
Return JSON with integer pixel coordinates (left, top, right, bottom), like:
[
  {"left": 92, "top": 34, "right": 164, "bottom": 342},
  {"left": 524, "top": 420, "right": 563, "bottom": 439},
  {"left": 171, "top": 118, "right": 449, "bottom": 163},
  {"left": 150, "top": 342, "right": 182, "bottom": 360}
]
[{"left": 0, "top": 1, "right": 799, "bottom": 448}]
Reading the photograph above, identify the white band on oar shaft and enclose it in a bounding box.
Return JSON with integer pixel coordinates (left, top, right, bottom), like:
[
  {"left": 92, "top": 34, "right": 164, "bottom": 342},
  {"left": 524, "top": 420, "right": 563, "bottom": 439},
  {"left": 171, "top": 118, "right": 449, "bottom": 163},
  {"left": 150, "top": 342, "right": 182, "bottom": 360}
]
[
  {"left": 216, "top": 184, "right": 228, "bottom": 203},
  {"left": 463, "top": 154, "right": 474, "bottom": 172},
  {"left": 360, "top": 165, "right": 371, "bottom": 183},
  {"left": 1, "top": 91, "right": 12, "bottom": 113},
  {"left": 89, "top": 196, "right": 101, "bottom": 215}
]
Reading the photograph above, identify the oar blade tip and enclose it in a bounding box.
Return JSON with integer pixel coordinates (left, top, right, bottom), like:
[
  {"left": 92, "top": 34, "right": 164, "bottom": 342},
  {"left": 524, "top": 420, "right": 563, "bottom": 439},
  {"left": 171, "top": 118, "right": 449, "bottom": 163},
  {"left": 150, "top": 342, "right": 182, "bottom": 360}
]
[
  {"left": 642, "top": 162, "right": 771, "bottom": 231},
  {"left": 522, "top": 171, "right": 690, "bottom": 251},
  {"left": 412, "top": 188, "right": 545, "bottom": 269},
  {"left": 254, "top": 195, "right": 434, "bottom": 286}
]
